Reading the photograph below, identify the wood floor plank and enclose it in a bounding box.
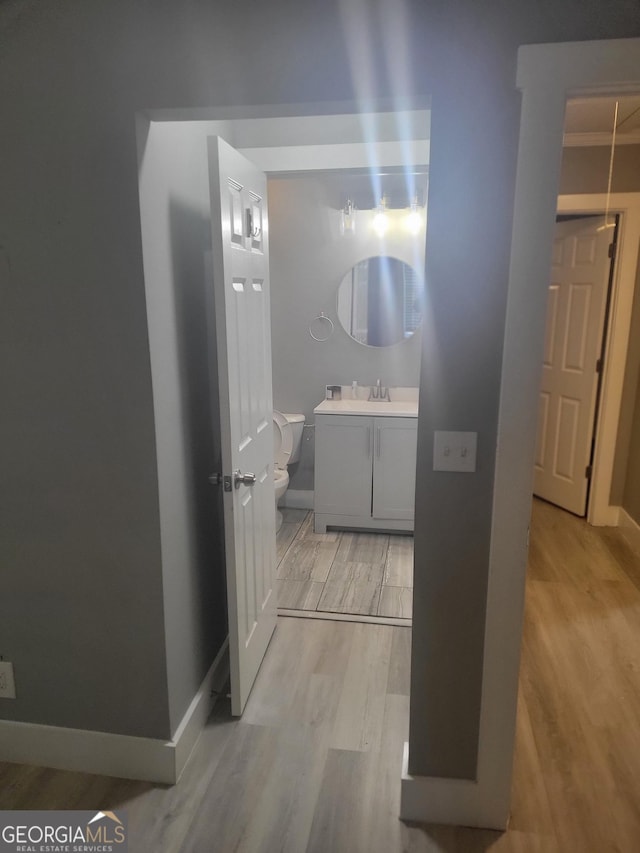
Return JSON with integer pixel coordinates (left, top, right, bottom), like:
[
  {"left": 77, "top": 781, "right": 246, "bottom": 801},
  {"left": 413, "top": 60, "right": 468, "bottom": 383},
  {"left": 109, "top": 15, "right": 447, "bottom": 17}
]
[
  {"left": 3, "top": 499, "right": 640, "bottom": 851},
  {"left": 178, "top": 722, "right": 279, "bottom": 853},
  {"left": 506, "top": 686, "right": 558, "bottom": 848},
  {"left": 230, "top": 724, "right": 329, "bottom": 853},
  {"left": 308, "top": 694, "right": 429, "bottom": 853},
  {"left": 317, "top": 561, "right": 383, "bottom": 615},
  {"left": 126, "top": 701, "right": 238, "bottom": 853},
  {"left": 276, "top": 521, "right": 300, "bottom": 561},
  {"left": 324, "top": 559, "right": 385, "bottom": 583},
  {"left": 384, "top": 535, "right": 414, "bottom": 586},
  {"left": 241, "top": 617, "right": 351, "bottom": 731},
  {"left": 277, "top": 578, "right": 324, "bottom": 610},
  {"left": 296, "top": 510, "right": 339, "bottom": 542},
  {"left": 336, "top": 531, "right": 389, "bottom": 564},
  {"left": 277, "top": 536, "right": 340, "bottom": 582},
  {"left": 387, "top": 626, "right": 412, "bottom": 696},
  {"left": 378, "top": 585, "right": 413, "bottom": 619},
  {"left": 601, "top": 525, "right": 640, "bottom": 592},
  {"left": 305, "top": 748, "right": 368, "bottom": 853},
  {"left": 529, "top": 499, "right": 621, "bottom": 585},
  {"left": 330, "top": 622, "right": 392, "bottom": 752},
  {"left": 519, "top": 553, "right": 640, "bottom": 850},
  {"left": 277, "top": 514, "right": 403, "bottom": 621},
  {"left": 307, "top": 616, "right": 355, "bottom": 679}
]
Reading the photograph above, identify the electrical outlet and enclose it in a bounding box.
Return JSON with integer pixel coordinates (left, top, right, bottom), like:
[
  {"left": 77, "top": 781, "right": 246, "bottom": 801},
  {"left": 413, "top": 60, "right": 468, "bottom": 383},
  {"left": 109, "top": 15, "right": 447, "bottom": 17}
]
[
  {"left": 0, "top": 661, "right": 16, "bottom": 699},
  {"left": 433, "top": 430, "right": 478, "bottom": 472}
]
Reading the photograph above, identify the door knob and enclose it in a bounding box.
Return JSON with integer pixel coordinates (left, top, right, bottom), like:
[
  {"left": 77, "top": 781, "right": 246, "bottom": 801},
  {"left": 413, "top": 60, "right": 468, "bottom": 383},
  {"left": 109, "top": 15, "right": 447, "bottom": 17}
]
[{"left": 234, "top": 470, "right": 256, "bottom": 489}]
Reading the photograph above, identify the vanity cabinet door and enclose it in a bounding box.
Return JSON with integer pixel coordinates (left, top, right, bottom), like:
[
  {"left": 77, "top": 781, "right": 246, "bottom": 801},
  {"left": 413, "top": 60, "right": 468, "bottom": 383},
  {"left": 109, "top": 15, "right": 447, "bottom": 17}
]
[
  {"left": 314, "top": 415, "right": 373, "bottom": 517},
  {"left": 372, "top": 417, "right": 417, "bottom": 520}
]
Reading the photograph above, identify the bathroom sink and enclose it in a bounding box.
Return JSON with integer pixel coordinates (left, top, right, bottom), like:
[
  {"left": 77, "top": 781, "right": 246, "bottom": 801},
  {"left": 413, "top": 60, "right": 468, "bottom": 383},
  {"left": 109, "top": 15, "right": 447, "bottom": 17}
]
[{"left": 314, "top": 398, "right": 418, "bottom": 417}]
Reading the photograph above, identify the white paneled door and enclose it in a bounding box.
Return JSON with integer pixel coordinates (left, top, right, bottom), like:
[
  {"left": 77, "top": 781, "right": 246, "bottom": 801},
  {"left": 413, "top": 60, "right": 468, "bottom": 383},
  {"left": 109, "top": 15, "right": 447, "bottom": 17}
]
[
  {"left": 208, "top": 137, "right": 277, "bottom": 715},
  {"left": 533, "top": 215, "right": 614, "bottom": 516}
]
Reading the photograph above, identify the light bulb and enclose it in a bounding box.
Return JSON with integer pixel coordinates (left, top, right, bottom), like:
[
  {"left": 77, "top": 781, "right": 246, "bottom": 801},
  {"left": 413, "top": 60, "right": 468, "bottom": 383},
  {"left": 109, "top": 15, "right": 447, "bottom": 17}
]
[
  {"left": 406, "top": 198, "right": 423, "bottom": 235},
  {"left": 372, "top": 197, "right": 389, "bottom": 237}
]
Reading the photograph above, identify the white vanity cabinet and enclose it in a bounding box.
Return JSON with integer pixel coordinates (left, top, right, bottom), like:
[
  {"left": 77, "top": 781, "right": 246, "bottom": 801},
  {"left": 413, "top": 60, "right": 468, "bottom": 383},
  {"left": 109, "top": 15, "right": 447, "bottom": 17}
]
[{"left": 314, "top": 412, "right": 417, "bottom": 533}]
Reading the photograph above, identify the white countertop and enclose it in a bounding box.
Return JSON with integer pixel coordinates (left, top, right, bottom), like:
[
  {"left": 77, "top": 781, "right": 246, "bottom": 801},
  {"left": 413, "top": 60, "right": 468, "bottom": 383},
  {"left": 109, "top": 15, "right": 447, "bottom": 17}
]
[{"left": 314, "top": 399, "right": 418, "bottom": 417}]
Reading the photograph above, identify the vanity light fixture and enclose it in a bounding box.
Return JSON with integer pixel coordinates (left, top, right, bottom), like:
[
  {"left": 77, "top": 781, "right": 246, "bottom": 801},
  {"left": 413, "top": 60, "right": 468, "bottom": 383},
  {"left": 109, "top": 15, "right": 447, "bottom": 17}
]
[
  {"left": 372, "top": 196, "right": 389, "bottom": 237},
  {"left": 340, "top": 198, "right": 357, "bottom": 235},
  {"left": 406, "top": 197, "right": 423, "bottom": 235}
]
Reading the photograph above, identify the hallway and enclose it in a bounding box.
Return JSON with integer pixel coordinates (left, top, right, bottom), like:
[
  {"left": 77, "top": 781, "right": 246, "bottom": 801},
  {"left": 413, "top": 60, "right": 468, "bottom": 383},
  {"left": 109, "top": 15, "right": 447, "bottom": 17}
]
[{"left": 2, "top": 499, "right": 640, "bottom": 851}]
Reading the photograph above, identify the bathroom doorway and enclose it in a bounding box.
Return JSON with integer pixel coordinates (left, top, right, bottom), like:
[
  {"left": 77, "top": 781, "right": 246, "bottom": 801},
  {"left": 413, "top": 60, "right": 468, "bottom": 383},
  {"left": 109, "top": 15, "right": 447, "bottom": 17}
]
[
  {"left": 267, "top": 168, "right": 426, "bottom": 626},
  {"left": 137, "top": 103, "right": 429, "bottom": 710}
]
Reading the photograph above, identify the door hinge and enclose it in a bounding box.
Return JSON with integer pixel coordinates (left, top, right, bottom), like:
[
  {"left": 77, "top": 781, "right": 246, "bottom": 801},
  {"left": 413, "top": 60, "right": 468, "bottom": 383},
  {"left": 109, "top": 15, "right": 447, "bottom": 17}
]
[
  {"left": 608, "top": 242, "right": 617, "bottom": 260},
  {"left": 596, "top": 357, "right": 603, "bottom": 374},
  {"left": 585, "top": 464, "right": 593, "bottom": 479}
]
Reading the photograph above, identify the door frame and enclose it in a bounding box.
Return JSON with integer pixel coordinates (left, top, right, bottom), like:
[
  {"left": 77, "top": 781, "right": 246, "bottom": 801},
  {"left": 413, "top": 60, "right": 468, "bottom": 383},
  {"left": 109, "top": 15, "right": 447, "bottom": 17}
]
[
  {"left": 556, "top": 194, "right": 640, "bottom": 525},
  {"left": 473, "top": 39, "right": 640, "bottom": 828},
  {"left": 135, "top": 102, "right": 429, "bottom": 724}
]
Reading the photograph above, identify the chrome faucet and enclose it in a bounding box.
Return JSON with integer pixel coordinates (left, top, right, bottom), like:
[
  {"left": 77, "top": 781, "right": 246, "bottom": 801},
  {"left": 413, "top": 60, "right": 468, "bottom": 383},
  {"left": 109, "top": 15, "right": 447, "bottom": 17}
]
[{"left": 369, "top": 379, "right": 389, "bottom": 401}]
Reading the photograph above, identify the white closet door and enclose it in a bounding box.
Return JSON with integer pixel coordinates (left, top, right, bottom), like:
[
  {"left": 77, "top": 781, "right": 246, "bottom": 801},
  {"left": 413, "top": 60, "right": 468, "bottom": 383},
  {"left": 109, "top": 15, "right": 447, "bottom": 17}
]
[{"left": 534, "top": 215, "right": 612, "bottom": 516}]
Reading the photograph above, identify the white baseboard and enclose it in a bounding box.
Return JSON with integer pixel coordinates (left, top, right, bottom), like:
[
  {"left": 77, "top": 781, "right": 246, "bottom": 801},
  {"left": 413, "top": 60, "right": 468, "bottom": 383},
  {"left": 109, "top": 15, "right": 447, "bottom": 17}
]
[
  {"left": 173, "top": 636, "right": 229, "bottom": 781},
  {"left": 588, "top": 503, "right": 621, "bottom": 527},
  {"left": 0, "top": 638, "right": 229, "bottom": 785},
  {"left": 619, "top": 507, "right": 640, "bottom": 549},
  {"left": 281, "top": 489, "right": 314, "bottom": 510},
  {"left": 400, "top": 742, "right": 509, "bottom": 830}
]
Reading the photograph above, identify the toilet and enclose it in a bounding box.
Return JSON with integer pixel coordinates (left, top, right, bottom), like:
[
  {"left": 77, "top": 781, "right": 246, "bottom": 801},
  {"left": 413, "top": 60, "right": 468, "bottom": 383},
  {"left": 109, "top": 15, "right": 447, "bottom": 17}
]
[{"left": 273, "top": 410, "right": 304, "bottom": 532}]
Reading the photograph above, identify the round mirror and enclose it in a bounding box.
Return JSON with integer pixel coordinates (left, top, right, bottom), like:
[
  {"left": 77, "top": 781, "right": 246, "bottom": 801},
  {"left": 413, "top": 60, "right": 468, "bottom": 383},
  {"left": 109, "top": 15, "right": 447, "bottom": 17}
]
[{"left": 336, "top": 256, "right": 424, "bottom": 347}]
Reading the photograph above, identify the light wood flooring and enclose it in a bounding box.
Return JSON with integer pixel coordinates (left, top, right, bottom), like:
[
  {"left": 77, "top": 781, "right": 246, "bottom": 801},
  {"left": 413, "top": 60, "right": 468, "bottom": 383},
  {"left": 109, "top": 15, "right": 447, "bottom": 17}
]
[
  {"left": 3, "top": 498, "right": 640, "bottom": 851},
  {"left": 277, "top": 509, "right": 413, "bottom": 621}
]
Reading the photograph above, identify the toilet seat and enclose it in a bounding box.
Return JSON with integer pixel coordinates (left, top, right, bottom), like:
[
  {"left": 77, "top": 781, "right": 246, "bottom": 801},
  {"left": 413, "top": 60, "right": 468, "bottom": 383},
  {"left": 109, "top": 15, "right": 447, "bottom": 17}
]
[{"left": 273, "top": 410, "right": 293, "bottom": 469}]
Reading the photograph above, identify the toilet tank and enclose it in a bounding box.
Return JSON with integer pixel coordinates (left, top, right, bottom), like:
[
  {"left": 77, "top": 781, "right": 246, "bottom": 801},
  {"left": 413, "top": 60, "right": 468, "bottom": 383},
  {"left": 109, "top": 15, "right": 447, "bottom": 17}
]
[{"left": 284, "top": 413, "right": 305, "bottom": 464}]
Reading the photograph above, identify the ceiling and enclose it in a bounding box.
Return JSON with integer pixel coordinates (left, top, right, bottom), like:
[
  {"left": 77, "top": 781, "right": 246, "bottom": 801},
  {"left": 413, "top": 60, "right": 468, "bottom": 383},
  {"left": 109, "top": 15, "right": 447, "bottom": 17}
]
[
  {"left": 277, "top": 167, "right": 429, "bottom": 210},
  {"left": 563, "top": 95, "right": 640, "bottom": 146},
  {"left": 274, "top": 97, "right": 640, "bottom": 201}
]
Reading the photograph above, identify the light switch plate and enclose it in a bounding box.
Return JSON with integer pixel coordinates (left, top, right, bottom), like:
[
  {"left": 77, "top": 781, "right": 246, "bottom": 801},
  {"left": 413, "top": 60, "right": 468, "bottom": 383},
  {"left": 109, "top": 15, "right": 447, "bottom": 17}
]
[{"left": 433, "top": 431, "right": 477, "bottom": 472}]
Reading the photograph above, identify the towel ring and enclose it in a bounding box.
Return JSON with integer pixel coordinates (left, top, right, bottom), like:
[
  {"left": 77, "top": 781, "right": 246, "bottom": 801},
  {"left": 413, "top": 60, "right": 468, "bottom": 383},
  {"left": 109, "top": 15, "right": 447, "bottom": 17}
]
[{"left": 309, "top": 312, "right": 334, "bottom": 342}]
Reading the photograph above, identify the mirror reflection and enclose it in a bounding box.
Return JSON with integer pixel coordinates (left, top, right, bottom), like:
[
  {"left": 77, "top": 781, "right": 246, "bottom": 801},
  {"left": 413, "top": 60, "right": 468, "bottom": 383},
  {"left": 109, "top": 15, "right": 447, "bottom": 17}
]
[{"left": 336, "top": 256, "right": 423, "bottom": 347}]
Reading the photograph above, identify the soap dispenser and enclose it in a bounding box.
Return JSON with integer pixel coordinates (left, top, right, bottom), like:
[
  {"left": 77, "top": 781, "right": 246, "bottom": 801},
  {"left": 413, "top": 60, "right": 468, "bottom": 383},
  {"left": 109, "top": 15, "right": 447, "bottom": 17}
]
[{"left": 352, "top": 380, "right": 358, "bottom": 399}]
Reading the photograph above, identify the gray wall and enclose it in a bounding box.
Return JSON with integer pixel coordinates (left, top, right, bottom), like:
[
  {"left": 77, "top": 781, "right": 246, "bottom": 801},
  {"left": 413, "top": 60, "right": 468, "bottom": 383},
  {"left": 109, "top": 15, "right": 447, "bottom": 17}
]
[
  {"left": 138, "top": 122, "right": 228, "bottom": 735},
  {"left": 559, "top": 145, "right": 640, "bottom": 195},
  {"left": 1, "top": 0, "right": 640, "bottom": 780},
  {"left": 0, "top": 2, "right": 169, "bottom": 737},
  {"left": 407, "top": 8, "right": 640, "bottom": 781},
  {"left": 269, "top": 175, "right": 424, "bottom": 492}
]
